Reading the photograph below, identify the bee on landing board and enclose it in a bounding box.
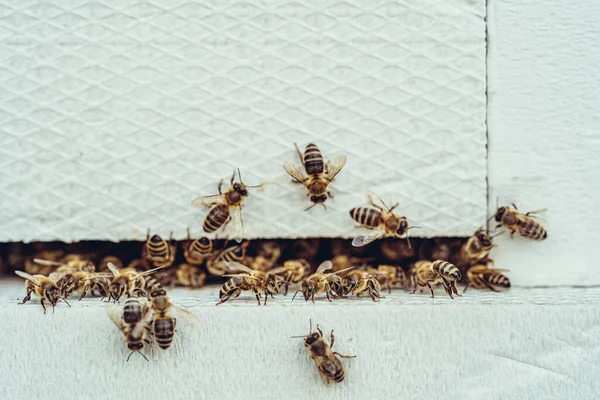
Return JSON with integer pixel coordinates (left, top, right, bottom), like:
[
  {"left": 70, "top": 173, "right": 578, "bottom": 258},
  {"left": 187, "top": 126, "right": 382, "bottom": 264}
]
[
  {"left": 34, "top": 259, "right": 110, "bottom": 300},
  {"left": 292, "top": 321, "right": 355, "bottom": 384},
  {"left": 183, "top": 228, "right": 214, "bottom": 266},
  {"left": 269, "top": 259, "right": 311, "bottom": 295},
  {"left": 336, "top": 270, "right": 384, "bottom": 302},
  {"left": 293, "top": 261, "right": 353, "bottom": 303},
  {"left": 283, "top": 143, "right": 346, "bottom": 210},
  {"left": 191, "top": 169, "right": 258, "bottom": 242},
  {"left": 366, "top": 265, "right": 408, "bottom": 293},
  {"left": 95, "top": 262, "right": 167, "bottom": 303},
  {"left": 454, "top": 228, "right": 498, "bottom": 268},
  {"left": 350, "top": 192, "right": 416, "bottom": 247},
  {"left": 106, "top": 297, "right": 153, "bottom": 361},
  {"left": 493, "top": 203, "right": 547, "bottom": 240},
  {"left": 217, "top": 262, "right": 283, "bottom": 306},
  {"left": 142, "top": 230, "right": 177, "bottom": 268},
  {"left": 464, "top": 265, "right": 511, "bottom": 293},
  {"left": 410, "top": 260, "right": 462, "bottom": 299},
  {"left": 15, "top": 271, "right": 71, "bottom": 314}
]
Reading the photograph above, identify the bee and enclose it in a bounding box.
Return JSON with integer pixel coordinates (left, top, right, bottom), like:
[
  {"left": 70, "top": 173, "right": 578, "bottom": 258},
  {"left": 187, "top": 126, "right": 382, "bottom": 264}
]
[
  {"left": 293, "top": 261, "right": 353, "bottom": 303},
  {"left": 192, "top": 169, "right": 258, "bottom": 242},
  {"left": 410, "top": 260, "right": 462, "bottom": 299},
  {"left": 99, "top": 256, "right": 124, "bottom": 272},
  {"left": 15, "top": 271, "right": 71, "bottom": 314},
  {"left": 350, "top": 192, "right": 415, "bottom": 247},
  {"left": 183, "top": 227, "right": 214, "bottom": 266},
  {"left": 293, "top": 321, "right": 355, "bottom": 384},
  {"left": 337, "top": 270, "right": 383, "bottom": 302},
  {"left": 217, "top": 262, "right": 283, "bottom": 306},
  {"left": 175, "top": 263, "right": 207, "bottom": 289},
  {"left": 106, "top": 298, "right": 153, "bottom": 361},
  {"left": 97, "top": 262, "right": 167, "bottom": 303},
  {"left": 206, "top": 241, "right": 249, "bottom": 276},
  {"left": 493, "top": 203, "right": 547, "bottom": 240},
  {"left": 125, "top": 258, "right": 151, "bottom": 272},
  {"left": 143, "top": 230, "right": 177, "bottom": 268},
  {"left": 331, "top": 254, "right": 374, "bottom": 273},
  {"left": 454, "top": 228, "right": 496, "bottom": 268},
  {"left": 269, "top": 259, "right": 311, "bottom": 295},
  {"left": 366, "top": 265, "right": 408, "bottom": 293},
  {"left": 380, "top": 239, "right": 415, "bottom": 262},
  {"left": 32, "top": 259, "right": 109, "bottom": 300},
  {"left": 24, "top": 249, "right": 64, "bottom": 276},
  {"left": 250, "top": 241, "right": 282, "bottom": 272},
  {"left": 283, "top": 143, "right": 346, "bottom": 210},
  {"left": 464, "top": 265, "right": 511, "bottom": 292}
]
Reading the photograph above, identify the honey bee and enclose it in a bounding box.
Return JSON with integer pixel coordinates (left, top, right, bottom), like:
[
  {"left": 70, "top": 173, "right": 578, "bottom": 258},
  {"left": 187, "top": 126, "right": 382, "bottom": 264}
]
[
  {"left": 192, "top": 169, "right": 257, "bottom": 242},
  {"left": 24, "top": 249, "right": 64, "bottom": 276},
  {"left": 269, "top": 259, "right": 311, "bottom": 295},
  {"left": 106, "top": 298, "right": 153, "bottom": 361},
  {"left": 410, "top": 260, "right": 462, "bottom": 299},
  {"left": 350, "top": 192, "right": 415, "bottom": 247},
  {"left": 331, "top": 254, "right": 374, "bottom": 273},
  {"left": 283, "top": 143, "right": 346, "bottom": 210},
  {"left": 97, "top": 262, "right": 167, "bottom": 303},
  {"left": 454, "top": 228, "right": 496, "bottom": 268},
  {"left": 143, "top": 230, "right": 177, "bottom": 268},
  {"left": 32, "top": 258, "right": 110, "bottom": 300},
  {"left": 493, "top": 203, "right": 547, "bottom": 240},
  {"left": 366, "top": 265, "right": 408, "bottom": 293},
  {"left": 336, "top": 270, "right": 383, "bottom": 302},
  {"left": 380, "top": 239, "right": 415, "bottom": 262},
  {"left": 206, "top": 241, "right": 249, "bottom": 276},
  {"left": 175, "top": 263, "right": 207, "bottom": 289},
  {"left": 59, "top": 254, "right": 96, "bottom": 272},
  {"left": 125, "top": 258, "right": 151, "bottom": 272},
  {"left": 183, "top": 227, "right": 214, "bottom": 266},
  {"left": 464, "top": 265, "right": 511, "bottom": 292},
  {"left": 293, "top": 321, "right": 355, "bottom": 384},
  {"left": 250, "top": 241, "right": 282, "bottom": 272},
  {"left": 15, "top": 271, "right": 71, "bottom": 314},
  {"left": 99, "top": 256, "right": 124, "bottom": 272},
  {"left": 293, "top": 261, "right": 353, "bottom": 303},
  {"left": 217, "top": 262, "right": 283, "bottom": 306}
]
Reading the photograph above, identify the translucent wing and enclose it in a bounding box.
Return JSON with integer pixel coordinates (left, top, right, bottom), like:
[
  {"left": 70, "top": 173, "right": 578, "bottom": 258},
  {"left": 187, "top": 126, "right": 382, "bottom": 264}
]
[
  {"left": 172, "top": 305, "right": 200, "bottom": 324},
  {"left": 191, "top": 194, "right": 226, "bottom": 209},
  {"left": 268, "top": 265, "right": 290, "bottom": 275},
  {"left": 105, "top": 304, "right": 126, "bottom": 332},
  {"left": 133, "top": 265, "right": 169, "bottom": 280},
  {"left": 315, "top": 260, "right": 333, "bottom": 274},
  {"left": 15, "top": 270, "right": 41, "bottom": 286},
  {"left": 321, "top": 266, "right": 354, "bottom": 281},
  {"left": 283, "top": 161, "right": 308, "bottom": 183},
  {"left": 48, "top": 271, "right": 70, "bottom": 282},
  {"left": 352, "top": 232, "right": 385, "bottom": 247},
  {"left": 33, "top": 259, "right": 64, "bottom": 266},
  {"left": 107, "top": 262, "right": 121, "bottom": 277},
  {"left": 222, "top": 274, "right": 261, "bottom": 280},
  {"left": 83, "top": 273, "right": 113, "bottom": 280},
  {"left": 222, "top": 261, "right": 254, "bottom": 275},
  {"left": 367, "top": 192, "right": 391, "bottom": 211},
  {"left": 229, "top": 206, "right": 244, "bottom": 243},
  {"left": 325, "top": 155, "right": 347, "bottom": 181}
]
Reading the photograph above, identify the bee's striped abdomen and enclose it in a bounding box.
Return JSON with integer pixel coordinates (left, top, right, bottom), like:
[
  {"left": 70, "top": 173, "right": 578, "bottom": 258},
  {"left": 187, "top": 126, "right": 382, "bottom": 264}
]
[
  {"left": 153, "top": 318, "right": 176, "bottom": 349},
  {"left": 432, "top": 260, "right": 461, "bottom": 281},
  {"left": 304, "top": 143, "right": 324, "bottom": 175},
  {"left": 203, "top": 205, "right": 229, "bottom": 233},
  {"left": 518, "top": 217, "right": 547, "bottom": 240},
  {"left": 350, "top": 207, "right": 383, "bottom": 228},
  {"left": 123, "top": 298, "right": 142, "bottom": 324}
]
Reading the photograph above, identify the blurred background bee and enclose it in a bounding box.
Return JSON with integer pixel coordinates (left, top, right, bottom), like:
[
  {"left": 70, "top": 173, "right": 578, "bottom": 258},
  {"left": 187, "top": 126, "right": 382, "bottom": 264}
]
[
  {"left": 366, "top": 265, "right": 407, "bottom": 293},
  {"left": 15, "top": 270, "right": 71, "bottom": 314},
  {"left": 206, "top": 241, "right": 249, "bottom": 276},
  {"left": 217, "top": 262, "right": 283, "bottom": 306},
  {"left": 350, "top": 192, "right": 415, "bottom": 248},
  {"left": 249, "top": 241, "right": 281, "bottom": 272},
  {"left": 143, "top": 230, "right": 176, "bottom": 268},
  {"left": 174, "top": 263, "right": 207, "bottom": 289},
  {"left": 283, "top": 143, "right": 346, "bottom": 210},
  {"left": 335, "top": 269, "right": 383, "bottom": 302},
  {"left": 464, "top": 265, "right": 511, "bottom": 292},
  {"left": 493, "top": 203, "right": 547, "bottom": 240},
  {"left": 191, "top": 169, "right": 258, "bottom": 242},
  {"left": 183, "top": 228, "right": 214, "bottom": 266},
  {"left": 293, "top": 261, "right": 353, "bottom": 302},
  {"left": 106, "top": 297, "right": 153, "bottom": 361},
  {"left": 269, "top": 259, "right": 311, "bottom": 295},
  {"left": 410, "top": 260, "right": 462, "bottom": 299},
  {"left": 293, "top": 321, "right": 355, "bottom": 384}
]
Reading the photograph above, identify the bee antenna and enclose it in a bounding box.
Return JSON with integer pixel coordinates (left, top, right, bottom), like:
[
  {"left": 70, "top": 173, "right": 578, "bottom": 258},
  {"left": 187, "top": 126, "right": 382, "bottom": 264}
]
[
  {"left": 60, "top": 297, "right": 71, "bottom": 307},
  {"left": 140, "top": 352, "right": 149, "bottom": 362},
  {"left": 321, "top": 203, "right": 327, "bottom": 210},
  {"left": 292, "top": 290, "right": 301, "bottom": 301},
  {"left": 304, "top": 203, "right": 318, "bottom": 212},
  {"left": 491, "top": 231, "right": 505, "bottom": 238},
  {"left": 309, "top": 318, "right": 312, "bottom": 333},
  {"left": 290, "top": 335, "right": 306, "bottom": 339},
  {"left": 237, "top": 168, "right": 243, "bottom": 183},
  {"left": 127, "top": 352, "right": 135, "bottom": 362}
]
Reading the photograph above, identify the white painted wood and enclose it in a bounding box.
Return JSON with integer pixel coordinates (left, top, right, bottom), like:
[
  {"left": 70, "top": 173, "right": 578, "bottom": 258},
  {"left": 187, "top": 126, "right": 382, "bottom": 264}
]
[{"left": 487, "top": 0, "right": 600, "bottom": 286}]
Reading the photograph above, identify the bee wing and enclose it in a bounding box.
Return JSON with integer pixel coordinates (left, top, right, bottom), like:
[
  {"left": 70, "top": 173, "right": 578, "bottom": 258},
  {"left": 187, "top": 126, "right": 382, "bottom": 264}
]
[
  {"left": 83, "top": 273, "right": 113, "bottom": 280},
  {"left": 325, "top": 155, "right": 347, "bottom": 181},
  {"left": 367, "top": 192, "right": 391, "bottom": 211},
  {"left": 106, "top": 262, "right": 121, "bottom": 277},
  {"left": 352, "top": 232, "right": 385, "bottom": 247},
  {"left": 191, "top": 194, "right": 225, "bottom": 209},
  {"left": 229, "top": 206, "right": 244, "bottom": 243},
  {"left": 105, "top": 304, "right": 125, "bottom": 331},
  {"left": 321, "top": 266, "right": 355, "bottom": 281},
  {"left": 315, "top": 260, "right": 333, "bottom": 274},
  {"left": 33, "top": 258, "right": 64, "bottom": 266},
  {"left": 172, "top": 305, "right": 200, "bottom": 325},
  {"left": 222, "top": 261, "right": 254, "bottom": 275},
  {"left": 222, "top": 274, "right": 260, "bottom": 280},
  {"left": 268, "top": 265, "right": 289, "bottom": 275},
  {"left": 282, "top": 161, "right": 308, "bottom": 183},
  {"left": 15, "top": 270, "right": 41, "bottom": 286},
  {"left": 133, "top": 265, "right": 168, "bottom": 280},
  {"left": 48, "top": 271, "right": 69, "bottom": 282}
]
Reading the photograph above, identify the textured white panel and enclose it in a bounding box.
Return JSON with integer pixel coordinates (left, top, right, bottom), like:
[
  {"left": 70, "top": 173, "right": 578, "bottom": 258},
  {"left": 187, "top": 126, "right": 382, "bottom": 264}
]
[{"left": 0, "top": 0, "right": 486, "bottom": 242}]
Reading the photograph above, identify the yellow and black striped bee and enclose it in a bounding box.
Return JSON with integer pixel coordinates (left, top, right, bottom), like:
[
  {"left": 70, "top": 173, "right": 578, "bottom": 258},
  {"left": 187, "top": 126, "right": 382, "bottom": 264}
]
[
  {"left": 174, "top": 263, "right": 207, "bottom": 289},
  {"left": 366, "top": 265, "right": 408, "bottom": 293},
  {"left": 336, "top": 270, "right": 383, "bottom": 302},
  {"left": 269, "top": 259, "right": 311, "bottom": 295},
  {"left": 183, "top": 227, "right": 213, "bottom": 266},
  {"left": 191, "top": 169, "right": 257, "bottom": 242},
  {"left": 410, "top": 260, "right": 462, "bottom": 299},
  {"left": 493, "top": 204, "right": 547, "bottom": 240},
  {"left": 350, "top": 192, "right": 414, "bottom": 247},
  {"left": 454, "top": 228, "right": 496, "bottom": 268},
  {"left": 293, "top": 261, "right": 353, "bottom": 303},
  {"left": 293, "top": 321, "right": 355, "bottom": 384},
  {"left": 142, "top": 230, "right": 177, "bottom": 268},
  {"left": 464, "top": 265, "right": 511, "bottom": 292},
  {"left": 283, "top": 143, "right": 346, "bottom": 210},
  {"left": 217, "top": 262, "right": 283, "bottom": 306},
  {"left": 15, "top": 271, "right": 71, "bottom": 314},
  {"left": 249, "top": 241, "right": 282, "bottom": 272},
  {"left": 96, "top": 262, "right": 167, "bottom": 303},
  {"left": 106, "top": 297, "right": 153, "bottom": 361},
  {"left": 205, "top": 241, "right": 249, "bottom": 276}
]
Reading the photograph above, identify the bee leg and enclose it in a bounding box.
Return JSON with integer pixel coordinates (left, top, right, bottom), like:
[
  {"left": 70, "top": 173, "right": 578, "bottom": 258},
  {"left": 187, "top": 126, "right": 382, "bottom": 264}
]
[
  {"left": 230, "top": 171, "right": 235, "bottom": 186},
  {"left": 386, "top": 280, "right": 392, "bottom": 294},
  {"left": 426, "top": 282, "right": 435, "bottom": 298},
  {"left": 463, "top": 281, "right": 471, "bottom": 293},
  {"left": 333, "top": 352, "right": 357, "bottom": 359},
  {"left": 512, "top": 203, "right": 518, "bottom": 210},
  {"left": 325, "top": 284, "right": 333, "bottom": 302},
  {"left": 79, "top": 283, "right": 90, "bottom": 301},
  {"left": 294, "top": 143, "right": 304, "bottom": 162},
  {"left": 218, "top": 179, "right": 223, "bottom": 194},
  {"left": 510, "top": 230, "right": 516, "bottom": 239},
  {"left": 525, "top": 209, "right": 547, "bottom": 216},
  {"left": 327, "top": 191, "right": 334, "bottom": 199},
  {"left": 41, "top": 299, "right": 47, "bottom": 315},
  {"left": 482, "top": 280, "right": 500, "bottom": 293},
  {"left": 451, "top": 283, "right": 462, "bottom": 297},
  {"left": 316, "top": 325, "right": 323, "bottom": 337},
  {"left": 18, "top": 288, "right": 33, "bottom": 305}
]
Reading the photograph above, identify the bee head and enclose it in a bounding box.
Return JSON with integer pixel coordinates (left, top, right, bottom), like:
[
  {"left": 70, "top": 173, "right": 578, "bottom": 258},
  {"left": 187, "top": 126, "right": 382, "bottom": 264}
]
[
  {"left": 127, "top": 342, "right": 144, "bottom": 351},
  {"left": 150, "top": 234, "right": 163, "bottom": 243},
  {"left": 310, "top": 195, "right": 327, "bottom": 204},
  {"left": 398, "top": 219, "right": 408, "bottom": 235},
  {"left": 495, "top": 207, "right": 506, "bottom": 222},
  {"left": 151, "top": 289, "right": 167, "bottom": 298},
  {"left": 304, "top": 332, "right": 320, "bottom": 346},
  {"left": 111, "top": 282, "right": 126, "bottom": 299},
  {"left": 199, "top": 237, "right": 210, "bottom": 246},
  {"left": 301, "top": 282, "right": 313, "bottom": 300},
  {"left": 475, "top": 230, "right": 492, "bottom": 247},
  {"left": 501, "top": 278, "right": 511, "bottom": 289},
  {"left": 47, "top": 286, "right": 61, "bottom": 305},
  {"left": 233, "top": 182, "right": 248, "bottom": 196}
]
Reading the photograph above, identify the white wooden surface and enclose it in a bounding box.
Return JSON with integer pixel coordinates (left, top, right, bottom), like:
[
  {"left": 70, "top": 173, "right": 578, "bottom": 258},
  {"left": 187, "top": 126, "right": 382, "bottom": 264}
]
[{"left": 487, "top": 0, "right": 600, "bottom": 286}]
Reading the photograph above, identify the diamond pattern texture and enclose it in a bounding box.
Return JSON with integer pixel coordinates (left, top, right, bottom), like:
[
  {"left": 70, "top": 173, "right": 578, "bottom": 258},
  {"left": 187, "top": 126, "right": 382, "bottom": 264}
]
[{"left": 0, "top": 0, "right": 486, "bottom": 242}]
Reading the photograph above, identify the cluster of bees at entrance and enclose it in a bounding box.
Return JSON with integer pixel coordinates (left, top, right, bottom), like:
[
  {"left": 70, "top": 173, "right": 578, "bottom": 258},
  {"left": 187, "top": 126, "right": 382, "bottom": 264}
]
[{"left": 10, "top": 142, "right": 548, "bottom": 375}]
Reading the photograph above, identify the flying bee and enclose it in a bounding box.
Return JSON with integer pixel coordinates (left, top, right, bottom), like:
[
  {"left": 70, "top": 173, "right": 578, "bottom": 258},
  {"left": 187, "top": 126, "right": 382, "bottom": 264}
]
[
  {"left": 454, "top": 228, "right": 498, "bottom": 268},
  {"left": 143, "top": 229, "right": 177, "bottom": 268},
  {"left": 15, "top": 271, "right": 71, "bottom": 314},
  {"left": 217, "top": 262, "right": 283, "bottom": 306},
  {"left": 95, "top": 262, "right": 167, "bottom": 303},
  {"left": 283, "top": 143, "right": 346, "bottom": 210},
  {"left": 366, "top": 265, "right": 408, "bottom": 293},
  {"left": 269, "top": 259, "right": 311, "bottom": 295},
  {"left": 175, "top": 263, "right": 207, "bottom": 289},
  {"left": 337, "top": 270, "right": 383, "bottom": 302},
  {"left": 192, "top": 169, "right": 259, "bottom": 242},
  {"left": 493, "top": 203, "right": 547, "bottom": 240},
  {"left": 106, "top": 298, "right": 153, "bottom": 361},
  {"left": 410, "top": 260, "right": 462, "bottom": 299},
  {"left": 206, "top": 241, "right": 249, "bottom": 276},
  {"left": 250, "top": 241, "right": 282, "bottom": 272},
  {"left": 293, "top": 261, "right": 354, "bottom": 303},
  {"left": 464, "top": 265, "right": 511, "bottom": 293},
  {"left": 183, "top": 227, "right": 214, "bottom": 266},
  {"left": 350, "top": 192, "right": 416, "bottom": 248},
  {"left": 292, "top": 321, "right": 355, "bottom": 384}
]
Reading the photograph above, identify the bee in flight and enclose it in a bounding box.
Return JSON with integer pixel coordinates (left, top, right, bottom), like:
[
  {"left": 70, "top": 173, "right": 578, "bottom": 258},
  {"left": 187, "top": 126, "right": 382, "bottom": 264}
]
[
  {"left": 283, "top": 143, "right": 346, "bottom": 210},
  {"left": 15, "top": 270, "right": 71, "bottom": 314},
  {"left": 410, "top": 260, "right": 462, "bottom": 299},
  {"left": 493, "top": 203, "right": 547, "bottom": 241},
  {"left": 292, "top": 320, "right": 355, "bottom": 384},
  {"left": 293, "top": 261, "right": 353, "bottom": 303},
  {"left": 106, "top": 297, "right": 153, "bottom": 361},
  {"left": 191, "top": 169, "right": 258, "bottom": 242},
  {"left": 350, "top": 192, "right": 415, "bottom": 247},
  {"left": 464, "top": 265, "right": 511, "bottom": 292}
]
